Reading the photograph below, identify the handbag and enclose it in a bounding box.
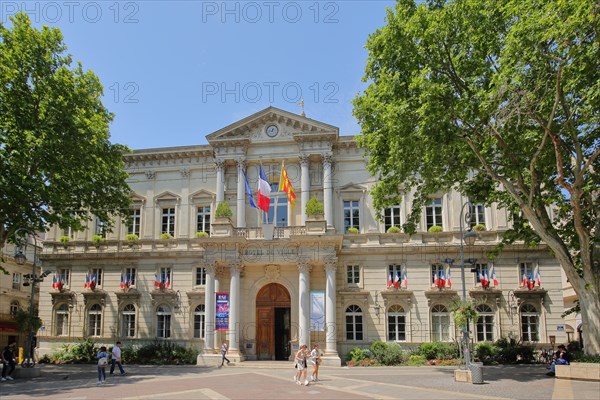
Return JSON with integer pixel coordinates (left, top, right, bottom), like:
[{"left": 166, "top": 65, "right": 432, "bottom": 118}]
[{"left": 98, "top": 357, "right": 108, "bottom": 367}]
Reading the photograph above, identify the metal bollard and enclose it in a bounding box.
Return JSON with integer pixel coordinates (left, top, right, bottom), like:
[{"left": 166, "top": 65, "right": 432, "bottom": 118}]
[{"left": 470, "top": 362, "right": 484, "bottom": 384}]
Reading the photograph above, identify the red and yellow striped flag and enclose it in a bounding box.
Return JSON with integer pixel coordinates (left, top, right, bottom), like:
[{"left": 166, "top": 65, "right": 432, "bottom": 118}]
[{"left": 279, "top": 161, "right": 296, "bottom": 208}]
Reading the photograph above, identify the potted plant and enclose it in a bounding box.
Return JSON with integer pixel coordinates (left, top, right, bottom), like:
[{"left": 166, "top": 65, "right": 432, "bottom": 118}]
[
  {"left": 160, "top": 233, "right": 174, "bottom": 240},
  {"left": 305, "top": 197, "right": 324, "bottom": 219},
  {"left": 59, "top": 235, "right": 71, "bottom": 249},
  {"left": 428, "top": 225, "right": 443, "bottom": 233},
  {"left": 387, "top": 226, "right": 401, "bottom": 233},
  {"left": 450, "top": 299, "right": 479, "bottom": 329},
  {"left": 215, "top": 202, "right": 233, "bottom": 219},
  {"left": 195, "top": 231, "right": 209, "bottom": 238},
  {"left": 125, "top": 233, "right": 140, "bottom": 248},
  {"left": 347, "top": 227, "right": 359, "bottom": 234},
  {"left": 91, "top": 234, "right": 106, "bottom": 247},
  {"left": 472, "top": 224, "right": 486, "bottom": 232}
]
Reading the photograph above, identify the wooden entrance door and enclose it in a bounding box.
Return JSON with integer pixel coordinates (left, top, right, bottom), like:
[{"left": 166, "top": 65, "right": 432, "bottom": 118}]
[{"left": 256, "top": 283, "right": 290, "bottom": 360}]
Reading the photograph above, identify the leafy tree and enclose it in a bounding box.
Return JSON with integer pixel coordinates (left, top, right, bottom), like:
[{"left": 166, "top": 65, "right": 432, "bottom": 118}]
[
  {"left": 14, "top": 306, "right": 42, "bottom": 337},
  {"left": 0, "top": 14, "right": 132, "bottom": 258},
  {"left": 353, "top": 0, "right": 600, "bottom": 354}
]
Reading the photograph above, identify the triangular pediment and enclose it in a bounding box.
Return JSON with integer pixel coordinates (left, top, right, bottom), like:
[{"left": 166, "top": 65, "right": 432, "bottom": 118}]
[
  {"left": 130, "top": 193, "right": 147, "bottom": 204},
  {"left": 189, "top": 189, "right": 216, "bottom": 202},
  {"left": 206, "top": 106, "right": 339, "bottom": 144},
  {"left": 338, "top": 183, "right": 367, "bottom": 193},
  {"left": 154, "top": 191, "right": 181, "bottom": 204}
]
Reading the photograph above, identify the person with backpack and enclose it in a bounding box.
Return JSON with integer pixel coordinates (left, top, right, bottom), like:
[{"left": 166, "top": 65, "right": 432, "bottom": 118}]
[{"left": 97, "top": 346, "right": 109, "bottom": 385}]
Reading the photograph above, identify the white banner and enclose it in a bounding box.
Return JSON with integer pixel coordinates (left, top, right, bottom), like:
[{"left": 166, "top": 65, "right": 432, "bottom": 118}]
[{"left": 310, "top": 291, "right": 325, "bottom": 331}]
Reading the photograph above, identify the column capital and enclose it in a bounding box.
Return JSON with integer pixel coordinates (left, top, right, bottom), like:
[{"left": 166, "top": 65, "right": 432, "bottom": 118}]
[
  {"left": 321, "top": 152, "right": 334, "bottom": 166},
  {"left": 298, "top": 257, "right": 312, "bottom": 274},
  {"left": 299, "top": 153, "right": 310, "bottom": 166},
  {"left": 214, "top": 158, "right": 226, "bottom": 170},
  {"left": 201, "top": 260, "right": 216, "bottom": 275},
  {"left": 229, "top": 259, "right": 244, "bottom": 275},
  {"left": 324, "top": 257, "right": 338, "bottom": 273},
  {"left": 235, "top": 157, "right": 246, "bottom": 169}
]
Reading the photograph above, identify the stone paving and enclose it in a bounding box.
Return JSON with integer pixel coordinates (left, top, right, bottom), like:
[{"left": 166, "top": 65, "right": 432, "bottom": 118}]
[{"left": 0, "top": 362, "right": 598, "bottom": 400}]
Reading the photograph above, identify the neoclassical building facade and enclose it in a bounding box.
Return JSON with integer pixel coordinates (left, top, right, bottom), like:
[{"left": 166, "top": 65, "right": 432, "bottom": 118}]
[{"left": 37, "top": 107, "right": 567, "bottom": 366}]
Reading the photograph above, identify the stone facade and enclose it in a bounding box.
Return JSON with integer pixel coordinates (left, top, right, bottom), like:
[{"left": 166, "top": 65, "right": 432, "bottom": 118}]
[{"left": 36, "top": 107, "right": 567, "bottom": 365}]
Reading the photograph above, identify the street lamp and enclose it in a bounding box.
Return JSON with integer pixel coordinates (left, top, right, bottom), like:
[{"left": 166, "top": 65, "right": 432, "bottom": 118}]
[
  {"left": 458, "top": 201, "right": 477, "bottom": 369},
  {"left": 13, "top": 228, "right": 50, "bottom": 368}
]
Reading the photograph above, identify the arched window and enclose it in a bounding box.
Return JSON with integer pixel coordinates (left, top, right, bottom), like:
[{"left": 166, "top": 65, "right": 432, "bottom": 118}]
[
  {"left": 476, "top": 304, "right": 494, "bottom": 342},
  {"left": 88, "top": 304, "right": 102, "bottom": 337},
  {"left": 156, "top": 305, "right": 171, "bottom": 338},
  {"left": 121, "top": 304, "right": 136, "bottom": 338},
  {"left": 520, "top": 304, "right": 539, "bottom": 342},
  {"left": 193, "top": 304, "right": 206, "bottom": 339},
  {"left": 56, "top": 304, "right": 69, "bottom": 336},
  {"left": 388, "top": 304, "right": 406, "bottom": 342},
  {"left": 345, "top": 305, "right": 363, "bottom": 341},
  {"left": 10, "top": 301, "right": 20, "bottom": 316},
  {"left": 431, "top": 304, "right": 450, "bottom": 341}
]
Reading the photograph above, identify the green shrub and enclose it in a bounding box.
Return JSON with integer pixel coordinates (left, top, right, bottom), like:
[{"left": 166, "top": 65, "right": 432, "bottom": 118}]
[
  {"left": 472, "top": 224, "right": 486, "bottom": 231},
  {"left": 572, "top": 353, "right": 600, "bottom": 363},
  {"left": 386, "top": 226, "right": 401, "bottom": 233},
  {"left": 305, "top": 197, "right": 324, "bottom": 217},
  {"left": 160, "top": 233, "right": 174, "bottom": 240},
  {"left": 370, "top": 341, "right": 404, "bottom": 366},
  {"left": 59, "top": 235, "right": 71, "bottom": 243},
  {"left": 494, "top": 335, "right": 535, "bottom": 364},
  {"left": 125, "top": 233, "right": 139, "bottom": 241},
  {"left": 428, "top": 225, "right": 443, "bottom": 233},
  {"left": 195, "top": 231, "right": 209, "bottom": 238},
  {"left": 91, "top": 235, "right": 106, "bottom": 245},
  {"left": 345, "top": 347, "right": 372, "bottom": 363},
  {"left": 134, "top": 341, "right": 198, "bottom": 365},
  {"left": 347, "top": 227, "right": 359, "bottom": 234},
  {"left": 215, "top": 202, "right": 233, "bottom": 218},
  {"left": 474, "top": 342, "right": 497, "bottom": 364},
  {"left": 415, "top": 342, "right": 459, "bottom": 360},
  {"left": 406, "top": 354, "right": 426, "bottom": 365},
  {"left": 47, "top": 339, "right": 99, "bottom": 364}
]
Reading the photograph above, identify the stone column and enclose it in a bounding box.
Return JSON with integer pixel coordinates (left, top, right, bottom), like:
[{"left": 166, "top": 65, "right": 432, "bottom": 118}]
[
  {"left": 215, "top": 159, "right": 225, "bottom": 204},
  {"left": 228, "top": 260, "right": 243, "bottom": 355},
  {"left": 300, "top": 153, "right": 310, "bottom": 225},
  {"left": 322, "top": 152, "right": 334, "bottom": 229},
  {"left": 204, "top": 261, "right": 216, "bottom": 353},
  {"left": 236, "top": 158, "right": 246, "bottom": 227},
  {"left": 324, "top": 258, "right": 338, "bottom": 356},
  {"left": 298, "top": 257, "right": 311, "bottom": 347}
]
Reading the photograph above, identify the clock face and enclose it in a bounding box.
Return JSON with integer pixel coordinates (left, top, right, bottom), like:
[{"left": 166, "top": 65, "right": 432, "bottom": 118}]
[{"left": 266, "top": 125, "right": 279, "bottom": 137}]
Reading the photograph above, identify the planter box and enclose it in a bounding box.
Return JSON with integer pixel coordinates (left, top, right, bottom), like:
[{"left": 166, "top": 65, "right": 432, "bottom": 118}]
[
  {"left": 556, "top": 362, "right": 600, "bottom": 381},
  {"left": 305, "top": 217, "right": 326, "bottom": 235}
]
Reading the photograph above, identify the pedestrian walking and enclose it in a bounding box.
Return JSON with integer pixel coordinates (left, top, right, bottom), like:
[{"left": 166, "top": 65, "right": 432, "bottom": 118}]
[
  {"left": 109, "top": 341, "right": 126, "bottom": 375},
  {"left": 310, "top": 344, "right": 321, "bottom": 382},
  {"left": 294, "top": 344, "right": 310, "bottom": 386},
  {"left": 97, "top": 346, "right": 109, "bottom": 385},
  {"left": 220, "top": 341, "right": 230, "bottom": 367},
  {"left": 1, "top": 341, "right": 17, "bottom": 381}
]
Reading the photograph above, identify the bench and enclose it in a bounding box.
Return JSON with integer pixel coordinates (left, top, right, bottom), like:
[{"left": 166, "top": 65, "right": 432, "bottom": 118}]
[{"left": 555, "top": 362, "right": 600, "bottom": 381}]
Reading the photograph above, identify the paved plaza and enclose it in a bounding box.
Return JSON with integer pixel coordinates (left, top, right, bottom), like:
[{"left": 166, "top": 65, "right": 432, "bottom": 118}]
[{"left": 0, "top": 362, "right": 598, "bottom": 400}]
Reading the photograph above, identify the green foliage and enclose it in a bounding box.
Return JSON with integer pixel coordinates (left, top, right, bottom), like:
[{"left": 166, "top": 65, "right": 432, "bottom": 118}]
[
  {"left": 59, "top": 235, "right": 71, "bottom": 244},
  {"left": 472, "top": 224, "right": 486, "bottom": 231},
  {"left": 406, "top": 354, "right": 426, "bottom": 365},
  {"left": 46, "top": 339, "right": 98, "bottom": 364},
  {"left": 415, "top": 342, "right": 459, "bottom": 360},
  {"left": 352, "top": 0, "right": 600, "bottom": 354},
  {"left": 572, "top": 353, "right": 600, "bottom": 363},
  {"left": 345, "top": 347, "right": 372, "bottom": 362},
  {"left": 449, "top": 299, "right": 479, "bottom": 328},
  {"left": 215, "top": 202, "right": 233, "bottom": 218},
  {"left": 347, "top": 227, "right": 359, "bottom": 234},
  {"left": 370, "top": 341, "right": 404, "bottom": 365},
  {"left": 160, "top": 233, "right": 173, "bottom": 240},
  {"left": 474, "top": 342, "right": 498, "bottom": 364},
  {"left": 305, "top": 197, "right": 324, "bottom": 217},
  {"left": 195, "top": 231, "right": 209, "bottom": 238},
  {"left": 14, "top": 307, "right": 42, "bottom": 334},
  {"left": 91, "top": 235, "right": 106, "bottom": 245},
  {"left": 494, "top": 335, "right": 535, "bottom": 364},
  {"left": 386, "top": 226, "right": 401, "bottom": 233},
  {"left": 428, "top": 226, "right": 443, "bottom": 233},
  {"left": 0, "top": 13, "right": 132, "bottom": 250},
  {"left": 125, "top": 233, "right": 139, "bottom": 241}
]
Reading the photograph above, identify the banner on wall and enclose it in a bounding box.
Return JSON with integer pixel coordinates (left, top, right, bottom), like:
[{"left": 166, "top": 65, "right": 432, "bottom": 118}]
[
  {"left": 216, "top": 292, "right": 229, "bottom": 331},
  {"left": 310, "top": 291, "right": 325, "bottom": 331}
]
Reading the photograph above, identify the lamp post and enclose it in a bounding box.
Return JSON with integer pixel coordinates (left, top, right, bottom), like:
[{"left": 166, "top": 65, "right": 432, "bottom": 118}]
[
  {"left": 13, "top": 228, "right": 51, "bottom": 368},
  {"left": 458, "top": 201, "right": 477, "bottom": 369}
]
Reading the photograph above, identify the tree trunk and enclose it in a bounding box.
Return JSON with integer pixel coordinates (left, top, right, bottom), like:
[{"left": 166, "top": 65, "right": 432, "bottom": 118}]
[{"left": 576, "top": 288, "right": 600, "bottom": 355}]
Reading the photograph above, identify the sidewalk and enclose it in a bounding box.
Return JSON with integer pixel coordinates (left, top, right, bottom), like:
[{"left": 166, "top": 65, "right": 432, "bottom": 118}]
[{"left": 0, "top": 362, "right": 598, "bottom": 400}]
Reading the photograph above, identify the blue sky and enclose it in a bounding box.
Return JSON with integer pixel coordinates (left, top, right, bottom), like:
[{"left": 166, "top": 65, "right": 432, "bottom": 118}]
[{"left": 2, "top": 1, "right": 396, "bottom": 149}]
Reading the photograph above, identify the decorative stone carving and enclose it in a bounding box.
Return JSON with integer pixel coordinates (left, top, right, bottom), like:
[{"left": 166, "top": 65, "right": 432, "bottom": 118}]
[
  {"left": 264, "top": 264, "right": 281, "bottom": 282},
  {"left": 145, "top": 170, "right": 156, "bottom": 180},
  {"left": 299, "top": 153, "right": 310, "bottom": 166},
  {"left": 180, "top": 168, "right": 191, "bottom": 178}
]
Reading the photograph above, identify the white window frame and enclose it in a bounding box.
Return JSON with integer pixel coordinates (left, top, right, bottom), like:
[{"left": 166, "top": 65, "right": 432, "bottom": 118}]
[
  {"left": 88, "top": 304, "right": 102, "bottom": 337},
  {"left": 128, "top": 208, "right": 141, "bottom": 236},
  {"left": 124, "top": 267, "right": 137, "bottom": 287},
  {"left": 345, "top": 304, "right": 363, "bottom": 341},
  {"left": 121, "top": 304, "right": 136, "bottom": 338},
  {"left": 161, "top": 207, "right": 176, "bottom": 236},
  {"left": 156, "top": 305, "right": 172, "bottom": 338},
  {"left": 56, "top": 304, "right": 70, "bottom": 336},
  {"left": 195, "top": 266, "right": 206, "bottom": 286},
  {"left": 387, "top": 304, "right": 406, "bottom": 342},
  {"left": 12, "top": 273, "right": 21, "bottom": 290},
  {"left": 469, "top": 201, "right": 486, "bottom": 227},
  {"left": 520, "top": 304, "right": 539, "bottom": 342},
  {"left": 10, "top": 301, "right": 20, "bottom": 316},
  {"left": 193, "top": 304, "right": 206, "bottom": 339},
  {"left": 346, "top": 265, "right": 360, "bottom": 286},
  {"left": 384, "top": 205, "right": 402, "bottom": 231},
  {"left": 196, "top": 206, "right": 211, "bottom": 234},
  {"left": 431, "top": 304, "right": 450, "bottom": 342},
  {"left": 58, "top": 268, "right": 70, "bottom": 286},
  {"left": 425, "top": 197, "right": 443, "bottom": 230},
  {"left": 90, "top": 268, "right": 103, "bottom": 286},
  {"left": 476, "top": 304, "right": 494, "bottom": 342},
  {"left": 343, "top": 200, "right": 360, "bottom": 232}
]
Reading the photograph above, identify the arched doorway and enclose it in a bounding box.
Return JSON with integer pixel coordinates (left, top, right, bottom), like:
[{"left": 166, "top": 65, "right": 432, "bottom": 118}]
[{"left": 256, "top": 283, "right": 291, "bottom": 360}]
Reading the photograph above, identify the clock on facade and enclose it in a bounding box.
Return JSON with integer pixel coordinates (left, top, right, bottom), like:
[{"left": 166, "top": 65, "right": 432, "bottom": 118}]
[{"left": 265, "top": 125, "right": 279, "bottom": 137}]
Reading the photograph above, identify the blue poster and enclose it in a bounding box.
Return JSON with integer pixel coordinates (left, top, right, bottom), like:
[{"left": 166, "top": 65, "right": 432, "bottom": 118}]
[{"left": 216, "top": 292, "right": 229, "bottom": 331}]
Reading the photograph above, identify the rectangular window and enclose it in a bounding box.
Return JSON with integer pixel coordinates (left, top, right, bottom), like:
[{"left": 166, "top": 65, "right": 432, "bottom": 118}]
[
  {"left": 473, "top": 263, "right": 489, "bottom": 286},
  {"left": 519, "top": 262, "right": 535, "bottom": 286},
  {"left": 95, "top": 217, "right": 108, "bottom": 237},
  {"left": 12, "top": 273, "right": 21, "bottom": 290},
  {"left": 157, "top": 314, "right": 171, "bottom": 338},
  {"left": 384, "top": 205, "right": 402, "bottom": 231},
  {"left": 125, "top": 268, "right": 136, "bottom": 286},
  {"left": 159, "top": 267, "right": 172, "bottom": 287},
  {"left": 346, "top": 265, "right": 360, "bottom": 285},
  {"left": 195, "top": 267, "right": 206, "bottom": 286},
  {"left": 430, "top": 263, "right": 445, "bottom": 285},
  {"left": 90, "top": 268, "right": 102, "bottom": 286},
  {"left": 62, "top": 227, "right": 74, "bottom": 239},
  {"left": 121, "top": 310, "right": 136, "bottom": 338},
  {"left": 128, "top": 209, "right": 141, "bottom": 236},
  {"left": 343, "top": 200, "right": 360, "bottom": 232},
  {"left": 58, "top": 269, "right": 70, "bottom": 286},
  {"left": 426, "top": 198, "right": 443, "bottom": 229},
  {"left": 196, "top": 206, "right": 211, "bottom": 234},
  {"left": 469, "top": 201, "right": 486, "bottom": 227},
  {"left": 162, "top": 208, "right": 176, "bottom": 236},
  {"left": 477, "top": 315, "right": 494, "bottom": 342},
  {"left": 263, "top": 184, "right": 288, "bottom": 227}
]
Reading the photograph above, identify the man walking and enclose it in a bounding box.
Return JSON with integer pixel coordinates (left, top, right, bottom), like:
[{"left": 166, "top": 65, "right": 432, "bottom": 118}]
[
  {"left": 220, "top": 341, "right": 230, "bottom": 367},
  {"left": 1, "top": 341, "right": 17, "bottom": 381},
  {"left": 109, "top": 341, "right": 126, "bottom": 375}
]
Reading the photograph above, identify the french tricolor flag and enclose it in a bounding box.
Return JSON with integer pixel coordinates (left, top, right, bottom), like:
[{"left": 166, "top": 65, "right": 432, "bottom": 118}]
[
  {"left": 257, "top": 164, "right": 271, "bottom": 213},
  {"left": 402, "top": 270, "right": 408, "bottom": 288},
  {"left": 446, "top": 269, "right": 451, "bottom": 288},
  {"left": 387, "top": 272, "right": 393, "bottom": 288},
  {"left": 433, "top": 272, "right": 439, "bottom": 287},
  {"left": 394, "top": 271, "right": 400, "bottom": 288}
]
